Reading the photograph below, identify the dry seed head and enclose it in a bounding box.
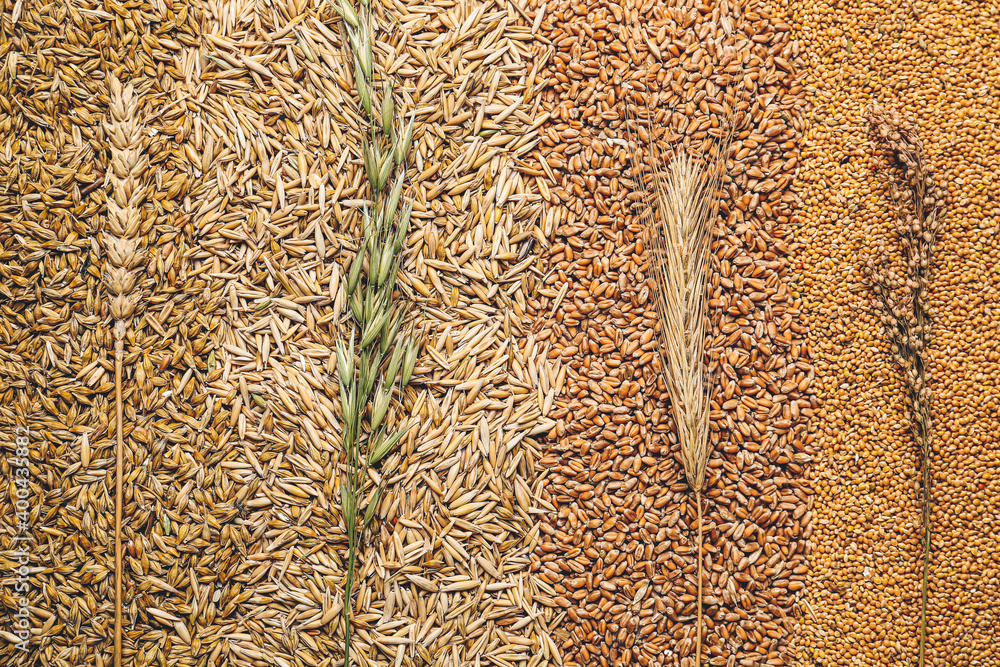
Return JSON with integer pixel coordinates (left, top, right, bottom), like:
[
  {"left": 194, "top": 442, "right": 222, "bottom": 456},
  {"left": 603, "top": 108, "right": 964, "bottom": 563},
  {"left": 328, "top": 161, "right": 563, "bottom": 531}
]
[
  {"left": 101, "top": 266, "right": 137, "bottom": 295},
  {"left": 643, "top": 146, "right": 725, "bottom": 492},
  {"left": 101, "top": 73, "right": 149, "bottom": 340},
  {"left": 864, "top": 100, "right": 944, "bottom": 667}
]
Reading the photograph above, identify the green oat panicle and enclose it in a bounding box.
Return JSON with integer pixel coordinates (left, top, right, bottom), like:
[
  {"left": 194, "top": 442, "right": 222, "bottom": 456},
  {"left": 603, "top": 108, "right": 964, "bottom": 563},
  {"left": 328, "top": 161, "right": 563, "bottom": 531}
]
[{"left": 332, "top": 0, "right": 420, "bottom": 662}]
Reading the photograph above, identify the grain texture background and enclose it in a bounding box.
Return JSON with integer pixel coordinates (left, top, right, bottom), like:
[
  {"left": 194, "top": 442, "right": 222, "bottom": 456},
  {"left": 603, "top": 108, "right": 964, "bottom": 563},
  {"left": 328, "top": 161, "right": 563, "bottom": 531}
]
[
  {"left": 1, "top": 0, "right": 201, "bottom": 662},
  {"left": 790, "top": 0, "right": 1000, "bottom": 664},
  {"left": 525, "top": 0, "right": 815, "bottom": 665},
  {"left": 4, "top": 0, "right": 999, "bottom": 665},
  {"left": 1, "top": 0, "right": 562, "bottom": 664}
]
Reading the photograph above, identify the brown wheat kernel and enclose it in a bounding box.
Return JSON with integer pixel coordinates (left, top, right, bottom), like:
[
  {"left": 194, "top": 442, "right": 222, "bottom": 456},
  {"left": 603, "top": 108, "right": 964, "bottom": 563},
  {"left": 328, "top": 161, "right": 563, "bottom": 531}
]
[{"left": 526, "top": 1, "right": 814, "bottom": 665}]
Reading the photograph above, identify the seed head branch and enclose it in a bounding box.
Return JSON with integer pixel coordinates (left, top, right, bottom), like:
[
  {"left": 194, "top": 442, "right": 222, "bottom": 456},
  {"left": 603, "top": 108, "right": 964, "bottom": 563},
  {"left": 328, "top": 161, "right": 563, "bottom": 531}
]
[
  {"left": 863, "top": 100, "right": 945, "bottom": 667},
  {"left": 331, "top": 0, "right": 420, "bottom": 662}
]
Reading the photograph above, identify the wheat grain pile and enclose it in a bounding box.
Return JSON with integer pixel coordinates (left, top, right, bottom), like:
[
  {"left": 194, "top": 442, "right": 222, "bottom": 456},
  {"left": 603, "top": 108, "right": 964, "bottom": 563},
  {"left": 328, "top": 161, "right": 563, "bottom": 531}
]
[{"left": 525, "top": 0, "right": 815, "bottom": 665}]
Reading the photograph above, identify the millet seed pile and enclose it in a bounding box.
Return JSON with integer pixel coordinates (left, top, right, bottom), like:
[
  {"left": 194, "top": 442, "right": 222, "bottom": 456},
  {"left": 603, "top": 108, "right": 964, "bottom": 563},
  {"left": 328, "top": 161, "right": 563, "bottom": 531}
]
[
  {"left": 527, "top": 0, "right": 816, "bottom": 665},
  {"left": 791, "top": 0, "right": 1000, "bottom": 664}
]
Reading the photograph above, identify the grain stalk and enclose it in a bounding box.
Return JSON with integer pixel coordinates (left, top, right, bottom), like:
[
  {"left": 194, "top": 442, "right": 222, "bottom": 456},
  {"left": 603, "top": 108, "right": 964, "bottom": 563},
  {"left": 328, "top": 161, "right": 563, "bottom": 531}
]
[
  {"left": 330, "top": 0, "right": 419, "bottom": 663},
  {"left": 100, "top": 74, "right": 150, "bottom": 667},
  {"left": 863, "top": 102, "right": 944, "bottom": 667},
  {"left": 642, "top": 146, "right": 725, "bottom": 667},
  {"left": 626, "top": 18, "right": 741, "bottom": 662}
]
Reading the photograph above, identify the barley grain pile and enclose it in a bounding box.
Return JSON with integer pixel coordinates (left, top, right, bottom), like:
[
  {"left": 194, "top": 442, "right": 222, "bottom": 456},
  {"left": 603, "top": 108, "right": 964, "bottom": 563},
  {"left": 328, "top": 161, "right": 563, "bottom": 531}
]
[
  {"left": 0, "top": 0, "right": 200, "bottom": 662},
  {"left": 791, "top": 0, "right": 1000, "bottom": 664},
  {"left": 526, "top": 1, "right": 815, "bottom": 665}
]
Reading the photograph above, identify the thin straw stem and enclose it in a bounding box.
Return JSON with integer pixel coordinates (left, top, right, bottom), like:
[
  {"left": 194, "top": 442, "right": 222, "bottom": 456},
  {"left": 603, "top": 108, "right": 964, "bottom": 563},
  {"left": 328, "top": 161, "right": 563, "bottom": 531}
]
[
  {"left": 114, "top": 341, "right": 123, "bottom": 667},
  {"left": 696, "top": 489, "right": 703, "bottom": 666},
  {"left": 919, "top": 456, "right": 930, "bottom": 667}
]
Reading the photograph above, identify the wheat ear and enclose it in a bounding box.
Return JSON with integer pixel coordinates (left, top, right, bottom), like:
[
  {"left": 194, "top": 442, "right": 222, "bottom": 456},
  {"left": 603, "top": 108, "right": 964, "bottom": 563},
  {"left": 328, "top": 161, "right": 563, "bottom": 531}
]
[{"left": 101, "top": 73, "right": 149, "bottom": 667}]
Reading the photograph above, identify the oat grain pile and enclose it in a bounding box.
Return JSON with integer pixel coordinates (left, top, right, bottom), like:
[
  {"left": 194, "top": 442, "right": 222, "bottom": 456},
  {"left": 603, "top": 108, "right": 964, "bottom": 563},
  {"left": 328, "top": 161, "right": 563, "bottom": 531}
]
[{"left": 125, "top": 0, "right": 562, "bottom": 663}]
